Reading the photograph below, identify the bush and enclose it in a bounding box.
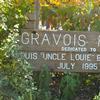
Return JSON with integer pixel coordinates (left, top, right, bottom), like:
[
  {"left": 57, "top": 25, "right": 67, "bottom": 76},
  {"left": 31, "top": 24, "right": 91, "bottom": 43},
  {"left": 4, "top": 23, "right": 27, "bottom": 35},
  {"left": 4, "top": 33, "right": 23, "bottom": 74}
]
[{"left": 0, "top": 0, "right": 34, "bottom": 99}]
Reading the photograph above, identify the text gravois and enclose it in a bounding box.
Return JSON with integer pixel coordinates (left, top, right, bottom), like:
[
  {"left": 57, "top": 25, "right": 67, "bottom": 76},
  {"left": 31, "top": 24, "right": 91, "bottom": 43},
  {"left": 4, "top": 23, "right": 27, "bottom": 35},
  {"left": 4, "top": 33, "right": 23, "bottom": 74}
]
[{"left": 19, "top": 30, "right": 100, "bottom": 72}]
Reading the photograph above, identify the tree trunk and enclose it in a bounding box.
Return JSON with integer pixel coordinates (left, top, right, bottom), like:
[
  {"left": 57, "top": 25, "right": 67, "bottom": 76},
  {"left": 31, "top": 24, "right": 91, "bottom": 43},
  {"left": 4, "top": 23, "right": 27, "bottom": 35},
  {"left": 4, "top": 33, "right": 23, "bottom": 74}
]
[{"left": 34, "top": 0, "right": 40, "bottom": 30}]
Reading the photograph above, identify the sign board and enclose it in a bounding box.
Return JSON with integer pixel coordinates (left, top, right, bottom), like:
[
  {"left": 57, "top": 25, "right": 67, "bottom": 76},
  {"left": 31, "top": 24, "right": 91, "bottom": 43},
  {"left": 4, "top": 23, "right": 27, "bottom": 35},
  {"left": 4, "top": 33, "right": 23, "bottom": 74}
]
[{"left": 19, "top": 30, "right": 100, "bottom": 72}]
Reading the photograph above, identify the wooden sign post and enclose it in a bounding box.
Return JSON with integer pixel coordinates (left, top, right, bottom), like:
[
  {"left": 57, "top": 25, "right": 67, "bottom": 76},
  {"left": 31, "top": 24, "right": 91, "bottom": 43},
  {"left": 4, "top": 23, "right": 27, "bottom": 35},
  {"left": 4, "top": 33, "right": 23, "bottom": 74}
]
[{"left": 19, "top": 30, "right": 100, "bottom": 72}]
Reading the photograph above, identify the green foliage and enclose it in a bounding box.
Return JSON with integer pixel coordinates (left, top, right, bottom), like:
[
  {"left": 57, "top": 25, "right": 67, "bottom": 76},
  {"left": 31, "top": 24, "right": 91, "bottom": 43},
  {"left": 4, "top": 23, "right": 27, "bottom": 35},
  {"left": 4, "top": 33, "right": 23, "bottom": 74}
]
[
  {"left": 0, "top": 0, "right": 34, "bottom": 99},
  {"left": 34, "top": 66, "right": 52, "bottom": 100},
  {"left": 41, "top": 1, "right": 100, "bottom": 31},
  {"left": 0, "top": 31, "right": 35, "bottom": 100},
  {"left": 93, "top": 92, "right": 100, "bottom": 100},
  {"left": 60, "top": 73, "right": 80, "bottom": 100},
  {"left": 0, "top": 0, "right": 33, "bottom": 43}
]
